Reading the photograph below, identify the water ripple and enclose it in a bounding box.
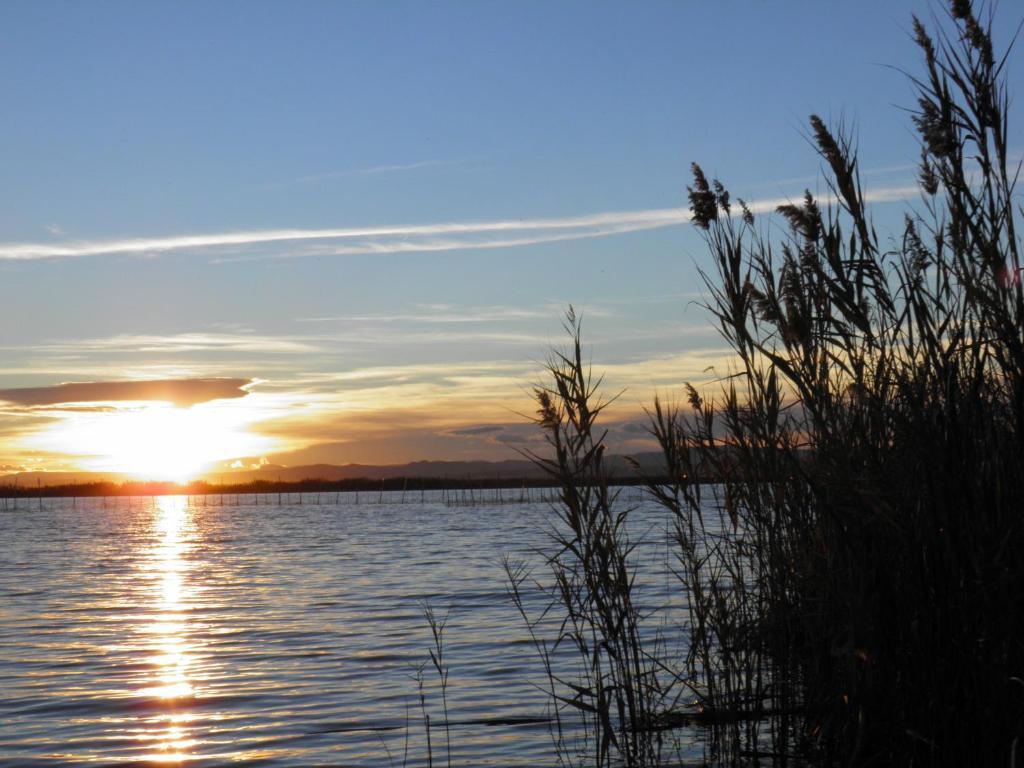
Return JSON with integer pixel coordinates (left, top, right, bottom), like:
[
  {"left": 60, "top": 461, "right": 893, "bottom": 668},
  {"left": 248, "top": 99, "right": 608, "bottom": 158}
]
[{"left": 0, "top": 491, "right": 695, "bottom": 765}]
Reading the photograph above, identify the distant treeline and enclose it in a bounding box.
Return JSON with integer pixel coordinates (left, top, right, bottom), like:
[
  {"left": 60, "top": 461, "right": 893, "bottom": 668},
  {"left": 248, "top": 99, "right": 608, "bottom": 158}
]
[{"left": 0, "top": 472, "right": 711, "bottom": 499}]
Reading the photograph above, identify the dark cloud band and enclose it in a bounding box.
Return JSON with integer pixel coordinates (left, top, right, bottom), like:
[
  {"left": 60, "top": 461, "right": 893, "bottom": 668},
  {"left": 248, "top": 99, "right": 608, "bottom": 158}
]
[{"left": 0, "top": 378, "right": 251, "bottom": 408}]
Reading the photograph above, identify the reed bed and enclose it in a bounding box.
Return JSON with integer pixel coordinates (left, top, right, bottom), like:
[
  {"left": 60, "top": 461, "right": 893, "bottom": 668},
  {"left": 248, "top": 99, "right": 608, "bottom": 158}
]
[{"left": 519, "top": 3, "right": 1023, "bottom": 765}]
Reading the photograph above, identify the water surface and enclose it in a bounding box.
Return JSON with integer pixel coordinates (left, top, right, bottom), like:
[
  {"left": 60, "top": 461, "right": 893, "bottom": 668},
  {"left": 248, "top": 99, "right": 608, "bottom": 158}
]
[{"left": 0, "top": 491, "right": 695, "bottom": 766}]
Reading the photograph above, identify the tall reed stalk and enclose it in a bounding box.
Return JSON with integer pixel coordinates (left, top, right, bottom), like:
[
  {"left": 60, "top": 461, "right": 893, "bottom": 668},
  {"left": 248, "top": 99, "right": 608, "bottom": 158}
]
[
  {"left": 649, "top": 2, "right": 1023, "bottom": 764},
  {"left": 515, "top": 308, "right": 668, "bottom": 767}
]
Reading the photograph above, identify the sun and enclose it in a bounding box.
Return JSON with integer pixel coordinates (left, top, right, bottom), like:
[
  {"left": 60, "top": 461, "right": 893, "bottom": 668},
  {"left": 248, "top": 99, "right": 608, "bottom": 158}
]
[
  {"left": 97, "top": 406, "right": 213, "bottom": 481},
  {"left": 33, "top": 400, "right": 275, "bottom": 482}
]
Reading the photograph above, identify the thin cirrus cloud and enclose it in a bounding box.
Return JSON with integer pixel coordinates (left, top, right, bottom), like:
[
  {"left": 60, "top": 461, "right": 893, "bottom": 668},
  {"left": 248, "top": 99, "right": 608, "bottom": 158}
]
[
  {"left": 263, "top": 158, "right": 465, "bottom": 188},
  {"left": 294, "top": 302, "right": 611, "bottom": 325},
  {"left": 4, "top": 332, "right": 320, "bottom": 357},
  {"left": 71, "top": 333, "right": 318, "bottom": 354},
  {"left": 0, "top": 184, "right": 919, "bottom": 263},
  {"left": 0, "top": 208, "right": 687, "bottom": 261}
]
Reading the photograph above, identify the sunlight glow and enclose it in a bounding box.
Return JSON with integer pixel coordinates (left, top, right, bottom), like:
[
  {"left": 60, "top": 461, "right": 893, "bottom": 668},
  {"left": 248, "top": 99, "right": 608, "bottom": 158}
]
[{"left": 28, "top": 400, "right": 276, "bottom": 481}]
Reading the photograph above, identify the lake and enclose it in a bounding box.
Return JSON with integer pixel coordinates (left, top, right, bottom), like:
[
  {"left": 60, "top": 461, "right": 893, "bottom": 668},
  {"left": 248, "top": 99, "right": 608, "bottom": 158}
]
[{"left": 0, "top": 491, "right": 704, "bottom": 766}]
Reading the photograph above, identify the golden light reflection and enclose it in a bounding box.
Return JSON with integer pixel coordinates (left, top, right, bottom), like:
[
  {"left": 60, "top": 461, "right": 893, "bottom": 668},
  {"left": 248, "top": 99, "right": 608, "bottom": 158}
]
[{"left": 142, "top": 496, "right": 198, "bottom": 762}]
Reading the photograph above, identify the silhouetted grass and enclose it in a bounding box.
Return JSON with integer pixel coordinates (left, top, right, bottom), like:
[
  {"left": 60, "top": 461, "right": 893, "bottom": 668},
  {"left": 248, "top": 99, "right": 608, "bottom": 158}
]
[
  {"left": 521, "top": 3, "right": 1022, "bottom": 766},
  {"left": 515, "top": 308, "right": 673, "bottom": 767},
  {"left": 649, "top": 3, "right": 1023, "bottom": 765}
]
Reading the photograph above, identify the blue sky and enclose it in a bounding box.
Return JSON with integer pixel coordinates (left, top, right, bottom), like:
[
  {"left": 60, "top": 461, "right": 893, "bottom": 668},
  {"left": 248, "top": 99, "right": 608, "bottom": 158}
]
[{"left": 0, "top": 1, "right": 1020, "bottom": 475}]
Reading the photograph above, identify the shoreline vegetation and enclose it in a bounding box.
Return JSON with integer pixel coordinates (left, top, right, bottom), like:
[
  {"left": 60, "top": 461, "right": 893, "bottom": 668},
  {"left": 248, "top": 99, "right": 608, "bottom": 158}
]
[
  {"left": 0, "top": 471, "right": 714, "bottom": 501},
  {"left": 508, "top": 3, "right": 1024, "bottom": 766}
]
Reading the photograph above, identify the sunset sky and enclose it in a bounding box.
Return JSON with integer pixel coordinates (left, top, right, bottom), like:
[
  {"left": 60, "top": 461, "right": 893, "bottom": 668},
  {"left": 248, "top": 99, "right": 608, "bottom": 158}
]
[{"left": 1, "top": 1, "right": 1020, "bottom": 478}]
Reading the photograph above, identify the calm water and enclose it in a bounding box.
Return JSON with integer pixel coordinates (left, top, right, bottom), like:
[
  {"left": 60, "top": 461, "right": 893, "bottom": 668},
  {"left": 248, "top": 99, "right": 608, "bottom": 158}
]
[{"left": 0, "top": 491, "right": 698, "bottom": 766}]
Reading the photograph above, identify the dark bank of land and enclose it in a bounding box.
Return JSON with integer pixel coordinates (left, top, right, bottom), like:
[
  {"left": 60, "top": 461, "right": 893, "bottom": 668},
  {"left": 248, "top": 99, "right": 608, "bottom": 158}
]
[
  {"left": 0, "top": 474, "right": 632, "bottom": 500},
  {"left": 0, "top": 450, "right": 716, "bottom": 498}
]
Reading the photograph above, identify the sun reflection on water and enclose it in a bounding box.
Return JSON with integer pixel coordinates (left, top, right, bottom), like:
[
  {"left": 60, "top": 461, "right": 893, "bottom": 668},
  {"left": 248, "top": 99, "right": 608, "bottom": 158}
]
[{"left": 142, "top": 496, "right": 197, "bottom": 762}]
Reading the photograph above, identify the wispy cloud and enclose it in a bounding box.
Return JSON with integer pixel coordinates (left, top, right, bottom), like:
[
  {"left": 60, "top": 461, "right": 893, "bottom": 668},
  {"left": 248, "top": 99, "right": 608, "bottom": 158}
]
[
  {"left": 0, "top": 207, "right": 687, "bottom": 260},
  {"left": 0, "top": 332, "right": 319, "bottom": 356},
  {"left": 350, "top": 160, "right": 451, "bottom": 175},
  {"left": 247, "top": 220, "right": 666, "bottom": 263},
  {"left": 263, "top": 158, "right": 461, "bottom": 189},
  {"left": 0, "top": 183, "right": 920, "bottom": 263},
  {"left": 294, "top": 301, "right": 613, "bottom": 324}
]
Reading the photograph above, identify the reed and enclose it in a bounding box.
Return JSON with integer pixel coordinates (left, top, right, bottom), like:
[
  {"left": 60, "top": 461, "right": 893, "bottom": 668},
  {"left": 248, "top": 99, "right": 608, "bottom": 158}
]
[
  {"left": 648, "top": 2, "right": 1024, "bottom": 764},
  {"left": 515, "top": 308, "right": 673, "bottom": 767},
  {"left": 517, "top": 4, "right": 1022, "bottom": 766},
  {"left": 422, "top": 602, "right": 453, "bottom": 768}
]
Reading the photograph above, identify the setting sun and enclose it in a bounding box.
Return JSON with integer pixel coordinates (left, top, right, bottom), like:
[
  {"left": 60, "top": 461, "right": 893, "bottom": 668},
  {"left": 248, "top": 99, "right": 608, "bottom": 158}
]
[{"left": 28, "top": 401, "right": 275, "bottom": 481}]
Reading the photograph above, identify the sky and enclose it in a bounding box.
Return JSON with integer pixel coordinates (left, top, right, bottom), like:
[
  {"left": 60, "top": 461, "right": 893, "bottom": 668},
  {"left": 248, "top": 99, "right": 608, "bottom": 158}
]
[{"left": 0, "top": 1, "right": 1020, "bottom": 478}]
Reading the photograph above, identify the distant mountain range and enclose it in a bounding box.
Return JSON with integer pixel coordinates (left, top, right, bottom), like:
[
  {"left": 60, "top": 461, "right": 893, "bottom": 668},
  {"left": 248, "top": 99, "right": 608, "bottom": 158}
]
[{"left": 0, "top": 452, "right": 670, "bottom": 488}]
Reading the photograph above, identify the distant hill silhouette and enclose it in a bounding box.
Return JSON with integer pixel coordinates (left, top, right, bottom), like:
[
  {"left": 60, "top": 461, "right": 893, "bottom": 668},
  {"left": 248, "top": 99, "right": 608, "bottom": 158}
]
[{"left": 0, "top": 452, "right": 672, "bottom": 489}]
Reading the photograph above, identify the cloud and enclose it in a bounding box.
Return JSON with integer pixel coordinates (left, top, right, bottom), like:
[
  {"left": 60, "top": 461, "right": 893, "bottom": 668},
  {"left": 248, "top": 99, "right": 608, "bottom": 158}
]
[
  {"left": 614, "top": 421, "right": 651, "bottom": 435},
  {"left": 295, "top": 302, "right": 581, "bottom": 324},
  {"left": 74, "top": 333, "right": 318, "bottom": 354},
  {"left": 255, "top": 221, "right": 663, "bottom": 263},
  {"left": 6, "top": 332, "right": 319, "bottom": 356},
  {"left": 0, "top": 377, "right": 252, "bottom": 408},
  {"left": 493, "top": 430, "right": 542, "bottom": 445},
  {"left": 24, "top": 404, "right": 121, "bottom": 414},
  {"left": 263, "top": 158, "right": 473, "bottom": 188},
  {"left": 0, "top": 184, "right": 921, "bottom": 262},
  {"left": 0, "top": 347, "right": 743, "bottom": 470},
  {"left": 448, "top": 424, "right": 506, "bottom": 436},
  {"left": 0, "top": 208, "right": 686, "bottom": 261},
  {"left": 229, "top": 456, "right": 270, "bottom": 469},
  {"left": 349, "top": 160, "right": 451, "bottom": 175}
]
